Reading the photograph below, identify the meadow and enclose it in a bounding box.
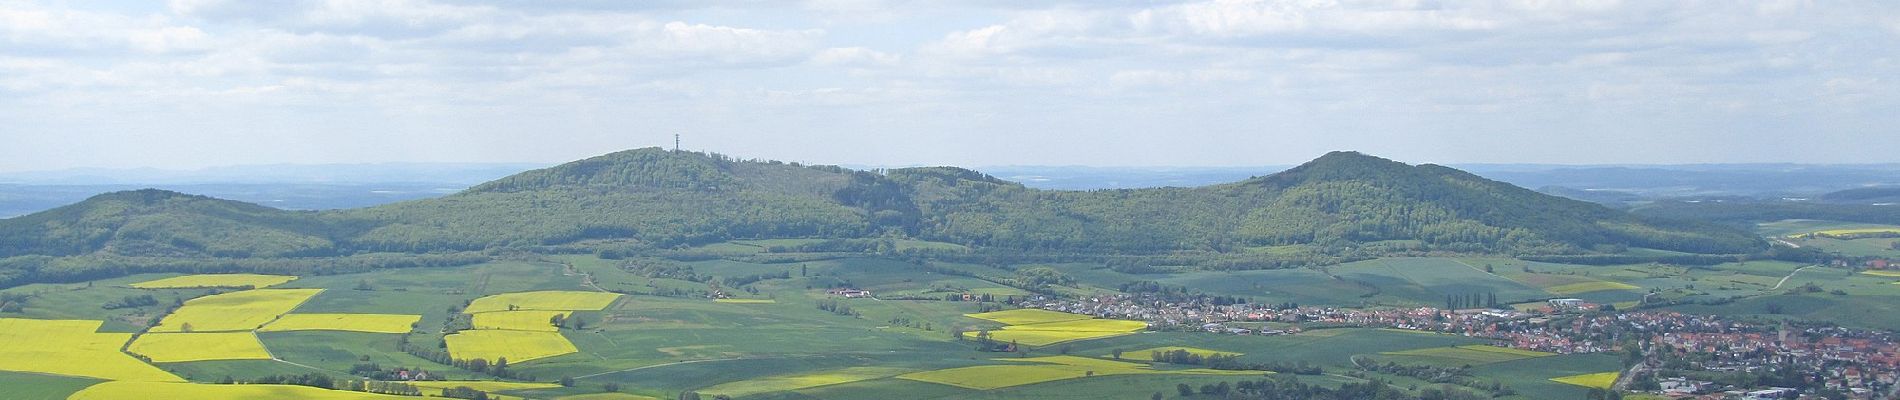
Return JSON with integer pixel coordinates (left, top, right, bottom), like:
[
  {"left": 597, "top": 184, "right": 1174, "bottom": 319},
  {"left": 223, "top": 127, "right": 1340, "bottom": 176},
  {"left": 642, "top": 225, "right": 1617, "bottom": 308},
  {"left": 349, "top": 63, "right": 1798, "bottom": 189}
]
[
  {"left": 1378, "top": 345, "right": 1554, "bottom": 367},
  {"left": 698, "top": 366, "right": 914, "bottom": 398},
  {"left": 0, "top": 253, "right": 1795, "bottom": 399},
  {"left": 66, "top": 381, "right": 414, "bottom": 400},
  {"left": 896, "top": 356, "right": 1258, "bottom": 390},
  {"left": 0, "top": 371, "right": 99, "bottom": 400}
]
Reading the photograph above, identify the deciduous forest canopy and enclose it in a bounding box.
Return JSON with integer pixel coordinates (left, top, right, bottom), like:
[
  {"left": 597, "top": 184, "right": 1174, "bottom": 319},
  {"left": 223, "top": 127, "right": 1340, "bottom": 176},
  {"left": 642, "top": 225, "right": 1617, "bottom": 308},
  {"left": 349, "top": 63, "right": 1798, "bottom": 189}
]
[{"left": 0, "top": 148, "right": 1762, "bottom": 287}]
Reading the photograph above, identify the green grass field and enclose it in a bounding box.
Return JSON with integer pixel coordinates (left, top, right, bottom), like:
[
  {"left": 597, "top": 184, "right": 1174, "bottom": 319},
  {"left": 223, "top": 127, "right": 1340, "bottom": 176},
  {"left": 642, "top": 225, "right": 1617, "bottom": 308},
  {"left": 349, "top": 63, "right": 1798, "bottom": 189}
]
[
  {"left": 0, "top": 371, "right": 100, "bottom": 400},
  {"left": 1544, "top": 280, "right": 1641, "bottom": 295},
  {"left": 1328, "top": 258, "right": 1550, "bottom": 306},
  {"left": 68, "top": 381, "right": 414, "bottom": 400},
  {"left": 699, "top": 366, "right": 914, "bottom": 397},
  {"left": 1379, "top": 345, "right": 1553, "bottom": 367},
  {"left": 0, "top": 254, "right": 1766, "bottom": 399},
  {"left": 897, "top": 356, "right": 1257, "bottom": 390}
]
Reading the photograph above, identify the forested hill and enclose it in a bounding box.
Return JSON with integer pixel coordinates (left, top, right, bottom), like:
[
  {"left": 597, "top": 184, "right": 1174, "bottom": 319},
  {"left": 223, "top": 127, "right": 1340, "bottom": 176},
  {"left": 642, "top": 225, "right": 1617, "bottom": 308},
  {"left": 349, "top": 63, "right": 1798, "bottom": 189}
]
[{"left": 0, "top": 148, "right": 1765, "bottom": 261}]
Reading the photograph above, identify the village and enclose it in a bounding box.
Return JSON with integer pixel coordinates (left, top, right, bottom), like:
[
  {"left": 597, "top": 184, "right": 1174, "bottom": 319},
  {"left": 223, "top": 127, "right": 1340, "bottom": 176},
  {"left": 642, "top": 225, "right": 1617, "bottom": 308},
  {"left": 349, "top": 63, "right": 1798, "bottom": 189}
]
[{"left": 1018, "top": 292, "right": 1900, "bottom": 399}]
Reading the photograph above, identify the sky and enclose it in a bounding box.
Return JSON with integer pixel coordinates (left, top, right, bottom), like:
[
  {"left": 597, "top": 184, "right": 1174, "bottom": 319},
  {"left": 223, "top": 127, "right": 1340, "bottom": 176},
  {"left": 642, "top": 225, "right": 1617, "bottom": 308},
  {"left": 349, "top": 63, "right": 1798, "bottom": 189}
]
[{"left": 1, "top": 0, "right": 1897, "bottom": 172}]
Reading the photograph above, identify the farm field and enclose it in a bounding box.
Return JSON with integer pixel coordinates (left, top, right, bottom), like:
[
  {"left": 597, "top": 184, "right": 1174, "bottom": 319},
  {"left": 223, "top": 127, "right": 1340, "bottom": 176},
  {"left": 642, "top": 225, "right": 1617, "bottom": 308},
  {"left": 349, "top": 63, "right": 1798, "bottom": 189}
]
[
  {"left": 1328, "top": 258, "right": 1549, "bottom": 306},
  {"left": 0, "top": 318, "right": 182, "bottom": 382},
  {"left": 466, "top": 291, "right": 621, "bottom": 313},
  {"left": 260, "top": 313, "right": 419, "bottom": 333},
  {"left": 1120, "top": 346, "right": 1241, "bottom": 360},
  {"left": 405, "top": 380, "right": 562, "bottom": 394},
  {"left": 0, "top": 370, "right": 99, "bottom": 400},
  {"left": 148, "top": 288, "right": 323, "bottom": 332},
  {"left": 444, "top": 329, "right": 579, "bottom": 363},
  {"left": 1550, "top": 371, "right": 1620, "bottom": 389},
  {"left": 129, "top": 274, "right": 298, "bottom": 289},
  {"left": 0, "top": 253, "right": 1792, "bottom": 399},
  {"left": 1756, "top": 220, "right": 1900, "bottom": 237},
  {"left": 897, "top": 355, "right": 1257, "bottom": 390},
  {"left": 471, "top": 310, "right": 568, "bottom": 332},
  {"left": 968, "top": 310, "right": 1147, "bottom": 346},
  {"left": 967, "top": 309, "right": 1093, "bottom": 325},
  {"left": 1544, "top": 280, "right": 1641, "bottom": 295},
  {"left": 699, "top": 366, "right": 914, "bottom": 398},
  {"left": 127, "top": 332, "right": 273, "bottom": 362},
  {"left": 67, "top": 381, "right": 415, "bottom": 400},
  {"left": 711, "top": 298, "right": 775, "bottom": 304},
  {"left": 1469, "top": 353, "right": 1624, "bottom": 399},
  {"left": 1378, "top": 345, "right": 1554, "bottom": 367}
]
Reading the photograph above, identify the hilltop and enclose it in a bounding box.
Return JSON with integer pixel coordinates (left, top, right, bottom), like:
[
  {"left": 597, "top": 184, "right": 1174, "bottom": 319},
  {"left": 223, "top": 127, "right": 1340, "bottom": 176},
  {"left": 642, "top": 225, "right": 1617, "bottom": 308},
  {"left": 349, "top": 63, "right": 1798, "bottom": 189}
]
[{"left": 0, "top": 148, "right": 1764, "bottom": 283}]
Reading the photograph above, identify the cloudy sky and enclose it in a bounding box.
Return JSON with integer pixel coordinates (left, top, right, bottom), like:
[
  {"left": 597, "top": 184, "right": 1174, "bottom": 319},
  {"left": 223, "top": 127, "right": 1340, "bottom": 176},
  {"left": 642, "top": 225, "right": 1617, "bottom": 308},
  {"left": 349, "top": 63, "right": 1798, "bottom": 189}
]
[{"left": 1, "top": 0, "right": 1896, "bottom": 171}]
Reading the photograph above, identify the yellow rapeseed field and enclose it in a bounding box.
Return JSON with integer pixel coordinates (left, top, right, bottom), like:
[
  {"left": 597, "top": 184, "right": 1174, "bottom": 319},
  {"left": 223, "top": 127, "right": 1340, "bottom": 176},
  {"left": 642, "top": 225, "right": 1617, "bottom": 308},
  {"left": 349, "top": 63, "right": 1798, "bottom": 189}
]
[
  {"left": 471, "top": 310, "right": 569, "bottom": 332},
  {"left": 149, "top": 288, "right": 323, "bottom": 333},
  {"left": 261, "top": 314, "right": 420, "bottom": 334},
  {"left": 1814, "top": 228, "right": 1900, "bottom": 237},
  {"left": 967, "top": 310, "right": 1147, "bottom": 346},
  {"left": 465, "top": 291, "right": 620, "bottom": 313},
  {"left": 68, "top": 381, "right": 418, "bottom": 400},
  {"left": 129, "top": 274, "right": 298, "bottom": 289},
  {"left": 128, "top": 332, "right": 274, "bottom": 362},
  {"left": 444, "top": 330, "right": 578, "bottom": 363},
  {"left": 0, "top": 318, "right": 182, "bottom": 382},
  {"left": 700, "top": 367, "right": 912, "bottom": 397},
  {"left": 1550, "top": 371, "right": 1621, "bottom": 389},
  {"left": 1118, "top": 346, "right": 1243, "bottom": 359}
]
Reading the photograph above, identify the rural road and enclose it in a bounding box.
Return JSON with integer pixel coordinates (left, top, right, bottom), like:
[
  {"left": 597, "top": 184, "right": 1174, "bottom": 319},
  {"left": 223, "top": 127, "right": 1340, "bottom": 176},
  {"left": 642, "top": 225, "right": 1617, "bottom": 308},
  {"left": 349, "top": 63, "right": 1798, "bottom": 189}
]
[{"left": 1769, "top": 265, "right": 1818, "bottom": 291}]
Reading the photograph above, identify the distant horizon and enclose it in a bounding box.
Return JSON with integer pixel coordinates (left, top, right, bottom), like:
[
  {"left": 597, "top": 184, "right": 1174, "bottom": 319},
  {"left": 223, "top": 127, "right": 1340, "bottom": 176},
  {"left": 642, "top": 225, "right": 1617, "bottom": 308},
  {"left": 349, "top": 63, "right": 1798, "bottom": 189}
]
[{"left": 6, "top": 148, "right": 1900, "bottom": 177}]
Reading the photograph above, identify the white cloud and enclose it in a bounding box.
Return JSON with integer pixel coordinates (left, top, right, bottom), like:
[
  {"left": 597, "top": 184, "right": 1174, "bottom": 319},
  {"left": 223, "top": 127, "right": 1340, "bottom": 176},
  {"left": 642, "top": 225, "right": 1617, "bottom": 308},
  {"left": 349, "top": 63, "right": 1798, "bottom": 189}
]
[
  {"left": 2, "top": 0, "right": 1898, "bottom": 170},
  {"left": 811, "top": 47, "right": 900, "bottom": 66}
]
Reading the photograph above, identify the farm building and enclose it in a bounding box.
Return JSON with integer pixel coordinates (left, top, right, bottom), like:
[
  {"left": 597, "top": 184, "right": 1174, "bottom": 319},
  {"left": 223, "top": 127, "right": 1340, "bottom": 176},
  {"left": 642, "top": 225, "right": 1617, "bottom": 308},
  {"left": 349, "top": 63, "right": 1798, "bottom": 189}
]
[{"left": 827, "top": 288, "right": 872, "bottom": 298}]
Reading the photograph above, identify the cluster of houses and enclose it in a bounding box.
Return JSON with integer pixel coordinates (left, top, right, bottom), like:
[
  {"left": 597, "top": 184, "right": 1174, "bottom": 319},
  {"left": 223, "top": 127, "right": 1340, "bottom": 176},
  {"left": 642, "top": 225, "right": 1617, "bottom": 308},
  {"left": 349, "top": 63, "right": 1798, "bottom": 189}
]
[{"left": 1011, "top": 292, "right": 1900, "bottom": 398}]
